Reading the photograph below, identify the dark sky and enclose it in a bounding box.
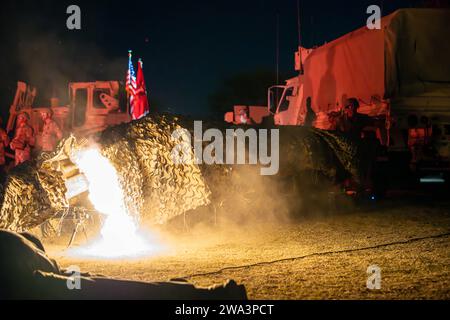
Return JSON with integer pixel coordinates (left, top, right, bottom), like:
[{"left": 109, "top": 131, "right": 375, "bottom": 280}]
[{"left": 0, "top": 0, "right": 424, "bottom": 120}]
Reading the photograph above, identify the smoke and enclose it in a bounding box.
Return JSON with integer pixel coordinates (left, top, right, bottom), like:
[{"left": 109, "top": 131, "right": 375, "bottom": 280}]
[
  {"left": 164, "top": 164, "right": 352, "bottom": 237},
  {"left": 153, "top": 160, "right": 359, "bottom": 256},
  {"left": 0, "top": 0, "right": 125, "bottom": 113},
  {"left": 154, "top": 122, "right": 360, "bottom": 239},
  {"left": 14, "top": 29, "right": 126, "bottom": 107}
]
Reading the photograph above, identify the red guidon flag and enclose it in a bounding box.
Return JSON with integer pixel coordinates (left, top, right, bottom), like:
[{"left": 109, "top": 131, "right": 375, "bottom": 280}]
[{"left": 132, "top": 58, "right": 150, "bottom": 120}]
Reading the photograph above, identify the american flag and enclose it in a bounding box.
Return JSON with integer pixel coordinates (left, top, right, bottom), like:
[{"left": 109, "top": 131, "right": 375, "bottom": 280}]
[{"left": 126, "top": 50, "right": 137, "bottom": 116}]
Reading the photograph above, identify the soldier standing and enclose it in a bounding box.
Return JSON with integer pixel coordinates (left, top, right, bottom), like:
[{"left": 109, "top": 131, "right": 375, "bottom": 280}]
[
  {"left": 238, "top": 107, "right": 252, "bottom": 125},
  {"left": 10, "top": 112, "right": 35, "bottom": 166},
  {"left": 304, "top": 97, "right": 317, "bottom": 127},
  {"left": 39, "top": 108, "right": 62, "bottom": 152},
  {"left": 337, "top": 98, "right": 371, "bottom": 139},
  {"left": 0, "top": 117, "right": 10, "bottom": 174}
]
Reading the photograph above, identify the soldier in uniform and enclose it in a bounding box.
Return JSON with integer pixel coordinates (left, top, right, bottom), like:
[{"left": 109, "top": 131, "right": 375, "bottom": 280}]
[
  {"left": 304, "top": 97, "right": 317, "bottom": 127},
  {"left": 39, "top": 108, "right": 62, "bottom": 152},
  {"left": 10, "top": 112, "right": 35, "bottom": 166},
  {"left": 0, "top": 117, "right": 10, "bottom": 174},
  {"left": 336, "top": 98, "right": 378, "bottom": 194},
  {"left": 238, "top": 107, "right": 252, "bottom": 125},
  {"left": 336, "top": 98, "right": 371, "bottom": 139}
]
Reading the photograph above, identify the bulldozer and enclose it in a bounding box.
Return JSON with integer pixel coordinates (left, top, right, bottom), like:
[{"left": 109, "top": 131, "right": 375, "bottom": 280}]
[
  {"left": 6, "top": 80, "right": 131, "bottom": 148},
  {"left": 2, "top": 80, "right": 133, "bottom": 240}
]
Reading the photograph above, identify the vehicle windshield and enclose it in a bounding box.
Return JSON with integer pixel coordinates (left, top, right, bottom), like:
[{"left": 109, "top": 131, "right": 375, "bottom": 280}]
[
  {"left": 269, "top": 87, "right": 284, "bottom": 114},
  {"left": 269, "top": 86, "right": 294, "bottom": 113},
  {"left": 278, "top": 87, "right": 294, "bottom": 112}
]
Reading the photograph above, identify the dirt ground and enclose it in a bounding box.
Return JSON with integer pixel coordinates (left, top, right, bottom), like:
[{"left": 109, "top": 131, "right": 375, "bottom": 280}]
[{"left": 43, "top": 199, "right": 450, "bottom": 300}]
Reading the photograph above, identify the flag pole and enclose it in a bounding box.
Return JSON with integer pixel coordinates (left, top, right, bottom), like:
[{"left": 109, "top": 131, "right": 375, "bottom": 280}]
[
  {"left": 127, "top": 50, "right": 132, "bottom": 115},
  {"left": 138, "top": 58, "right": 145, "bottom": 95}
]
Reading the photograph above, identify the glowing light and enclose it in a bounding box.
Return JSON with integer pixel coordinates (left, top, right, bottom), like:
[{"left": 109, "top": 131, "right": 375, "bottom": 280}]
[
  {"left": 69, "top": 148, "right": 154, "bottom": 258},
  {"left": 420, "top": 176, "right": 445, "bottom": 184}
]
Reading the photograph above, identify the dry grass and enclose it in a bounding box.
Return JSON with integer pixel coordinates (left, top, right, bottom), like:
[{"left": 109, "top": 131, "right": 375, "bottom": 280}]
[{"left": 44, "top": 203, "right": 450, "bottom": 300}]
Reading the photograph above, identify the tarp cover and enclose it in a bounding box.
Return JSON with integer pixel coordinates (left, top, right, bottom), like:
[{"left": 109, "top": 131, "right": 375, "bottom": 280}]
[
  {"left": 385, "top": 9, "right": 450, "bottom": 98},
  {"left": 298, "top": 9, "right": 450, "bottom": 120}
]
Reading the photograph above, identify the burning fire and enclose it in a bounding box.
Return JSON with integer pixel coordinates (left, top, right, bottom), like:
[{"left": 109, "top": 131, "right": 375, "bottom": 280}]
[{"left": 69, "top": 148, "right": 154, "bottom": 258}]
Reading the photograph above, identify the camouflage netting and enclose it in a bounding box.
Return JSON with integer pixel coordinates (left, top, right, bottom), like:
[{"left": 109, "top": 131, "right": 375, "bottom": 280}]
[
  {"left": 99, "top": 114, "right": 211, "bottom": 224},
  {"left": 0, "top": 159, "right": 67, "bottom": 232},
  {"left": 286, "top": 127, "right": 361, "bottom": 182},
  {"left": 0, "top": 113, "right": 363, "bottom": 232}
]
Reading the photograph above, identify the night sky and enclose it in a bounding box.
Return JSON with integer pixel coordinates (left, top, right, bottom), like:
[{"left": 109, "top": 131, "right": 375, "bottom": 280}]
[{"left": 0, "top": 0, "right": 429, "bottom": 121}]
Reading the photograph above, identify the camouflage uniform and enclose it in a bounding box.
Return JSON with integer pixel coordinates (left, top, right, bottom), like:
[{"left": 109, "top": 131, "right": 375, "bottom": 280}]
[
  {"left": 0, "top": 127, "right": 9, "bottom": 166},
  {"left": 40, "top": 119, "right": 62, "bottom": 152},
  {"left": 11, "top": 117, "right": 35, "bottom": 166}
]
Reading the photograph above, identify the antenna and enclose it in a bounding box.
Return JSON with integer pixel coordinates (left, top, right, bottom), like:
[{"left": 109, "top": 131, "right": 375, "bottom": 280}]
[
  {"left": 297, "top": 0, "right": 304, "bottom": 75},
  {"left": 276, "top": 13, "right": 280, "bottom": 85},
  {"left": 297, "top": 0, "right": 302, "bottom": 48}
]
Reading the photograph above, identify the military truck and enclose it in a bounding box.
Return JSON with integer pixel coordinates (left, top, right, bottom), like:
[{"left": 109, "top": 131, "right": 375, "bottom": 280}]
[{"left": 231, "top": 9, "right": 450, "bottom": 181}]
